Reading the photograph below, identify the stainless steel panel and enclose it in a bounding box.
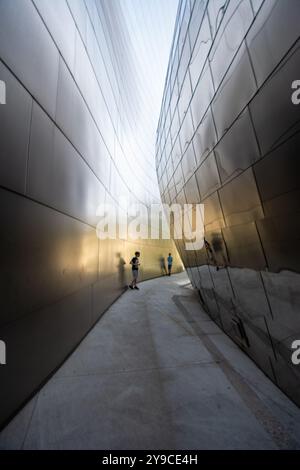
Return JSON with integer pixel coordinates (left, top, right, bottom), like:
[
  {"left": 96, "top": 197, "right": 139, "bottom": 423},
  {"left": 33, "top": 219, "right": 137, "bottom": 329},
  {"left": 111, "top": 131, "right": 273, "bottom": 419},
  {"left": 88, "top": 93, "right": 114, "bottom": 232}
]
[
  {"left": 203, "top": 191, "right": 225, "bottom": 232},
  {"left": 173, "top": 163, "right": 185, "bottom": 195},
  {"left": 250, "top": 41, "right": 300, "bottom": 155},
  {"left": 171, "top": 132, "right": 183, "bottom": 170},
  {"left": 211, "top": 42, "right": 257, "bottom": 139},
  {"left": 207, "top": 0, "right": 229, "bottom": 39},
  {"left": 0, "top": 61, "right": 32, "bottom": 193},
  {"left": 177, "top": 34, "right": 191, "bottom": 90},
  {"left": 183, "top": 174, "right": 200, "bottom": 203},
  {"left": 188, "top": 0, "right": 207, "bottom": 50},
  {"left": 222, "top": 222, "right": 266, "bottom": 270},
  {"left": 247, "top": 0, "right": 300, "bottom": 87},
  {"left": 0, "top": 188, "right": 98, "bottom": 327},
  {"left": 27, "top": 104, "right": 106, "bottom": 226},
  {"left": 33, "top": 0, "right": 76, "bottom": 73},
  {"left": 192, "top": 106, "right": 217, "bottom": 166},
  {"left": 179, "top": 107, "right": 194, "bottom": 155},
  {"left": 218, "top": 168, "right": 263, "bottom": 226},
  {"left": 67, "top": 0, "right": 87, "bottom": 44},
  {"left": 189, "top": 12, "right": 211, "bottom": 91},
  {"left": 209, "top": 0, "right": 253, "bottom": 91},
  {"left": 214, "top": 108, "right": 260, "bottom": 184},
  {"left": 195, "top": 151, "right": 220, "bottom": 200},
  {"left": 253, "top": 131, "right": 300, "bottom": 217},
  {"left": 190, "top": 62, "right": 214, "bottom": 129},
  {"left": 181, "top": 142, "right": 197, "bottom": 182},
  {"left": 0, "top": 284, "right": 92, "bottom": 427},
  {"left": 177, "top": 72, "right": 192, "bottom": 125},
  {"left": 256, "top": 214, "right": 300, "bottom": 273},
  {"left": 0, "top": 0, "right": 59, "bottom": 118},
  {"left": 251, "top": 0, "right": 264, "bottom": 15}
]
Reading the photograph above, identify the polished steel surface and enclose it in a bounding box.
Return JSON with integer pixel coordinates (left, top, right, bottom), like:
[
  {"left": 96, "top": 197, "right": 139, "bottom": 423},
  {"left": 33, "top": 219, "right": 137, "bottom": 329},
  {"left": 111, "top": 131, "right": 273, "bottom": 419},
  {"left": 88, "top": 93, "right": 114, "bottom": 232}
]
[
  {"left": 156, "top": 0, "right": 300, "bottom": 406},
  {"left": 0, "top": 0, "right": 182, "bottom": 427}
]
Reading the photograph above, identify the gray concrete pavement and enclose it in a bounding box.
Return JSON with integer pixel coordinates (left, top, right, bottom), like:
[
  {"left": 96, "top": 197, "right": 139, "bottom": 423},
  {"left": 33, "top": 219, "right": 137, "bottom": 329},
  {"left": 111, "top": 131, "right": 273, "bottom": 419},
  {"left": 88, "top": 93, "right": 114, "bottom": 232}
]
[{"left": 1, "top": 272, "right": 300, "bottom": 450}]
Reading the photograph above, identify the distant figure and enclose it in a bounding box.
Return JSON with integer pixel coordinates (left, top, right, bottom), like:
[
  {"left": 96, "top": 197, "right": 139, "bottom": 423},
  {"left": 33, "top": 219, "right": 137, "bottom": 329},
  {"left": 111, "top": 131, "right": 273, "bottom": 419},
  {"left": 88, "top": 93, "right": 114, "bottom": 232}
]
[
  {"left": 167, "top": 253, "right": 173, "bottom": 276},
  {"left": 159, "top": 256, "right": 167, "bottom": 275},
  {"left": 129, "top": 251, "right": 140, "bottom": 290}
]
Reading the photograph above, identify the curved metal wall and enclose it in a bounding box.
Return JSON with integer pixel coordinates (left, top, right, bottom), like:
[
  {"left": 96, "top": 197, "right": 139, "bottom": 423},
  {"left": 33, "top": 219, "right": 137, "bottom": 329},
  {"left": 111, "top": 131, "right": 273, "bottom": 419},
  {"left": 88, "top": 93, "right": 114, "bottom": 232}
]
[
  {"left": 0, "top": 0, "right": 181, "bottom": 427},
  {"left": 156, "top": 0, "right": 300, "bottom": 405}
]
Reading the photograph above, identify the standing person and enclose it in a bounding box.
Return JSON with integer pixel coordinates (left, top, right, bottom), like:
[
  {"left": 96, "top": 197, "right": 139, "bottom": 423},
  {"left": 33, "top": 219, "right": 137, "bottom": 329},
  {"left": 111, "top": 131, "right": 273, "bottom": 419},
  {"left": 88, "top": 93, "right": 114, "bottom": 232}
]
[
  {"left": 167, "top": 253, "right": 173, "bottom": 276},
  {"left": 129, "top": 251, "right": 140, "bottom": 290}
]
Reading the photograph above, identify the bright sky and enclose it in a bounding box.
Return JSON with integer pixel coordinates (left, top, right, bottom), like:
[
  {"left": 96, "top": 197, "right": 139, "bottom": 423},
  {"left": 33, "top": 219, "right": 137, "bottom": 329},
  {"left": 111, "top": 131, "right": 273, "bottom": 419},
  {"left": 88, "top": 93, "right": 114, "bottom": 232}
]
[{"left": 118, "top": 0, "right": 179, "bottom": 188}]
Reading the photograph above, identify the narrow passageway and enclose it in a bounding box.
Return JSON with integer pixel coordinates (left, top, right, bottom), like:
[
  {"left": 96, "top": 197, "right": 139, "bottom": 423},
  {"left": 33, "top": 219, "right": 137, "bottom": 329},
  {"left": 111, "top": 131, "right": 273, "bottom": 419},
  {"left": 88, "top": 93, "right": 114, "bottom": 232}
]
[{"left": 1, "top": 273, "right": 300, "bottom": 450}]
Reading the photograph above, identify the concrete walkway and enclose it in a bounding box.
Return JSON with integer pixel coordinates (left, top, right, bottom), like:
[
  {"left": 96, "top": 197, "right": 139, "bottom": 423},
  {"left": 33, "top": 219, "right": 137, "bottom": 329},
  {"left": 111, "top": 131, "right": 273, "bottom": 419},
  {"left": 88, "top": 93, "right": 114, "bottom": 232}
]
[{"left": 1, "top": 272, "right": 300, "bottom": 450}]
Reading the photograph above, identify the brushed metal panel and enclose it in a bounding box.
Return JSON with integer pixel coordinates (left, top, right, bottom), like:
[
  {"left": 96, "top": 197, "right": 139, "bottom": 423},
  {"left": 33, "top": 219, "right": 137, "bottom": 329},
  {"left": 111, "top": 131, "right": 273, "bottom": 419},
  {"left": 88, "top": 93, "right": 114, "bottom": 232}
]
[
  {"left": 181, "top": 142, "right": 197, "bottom": 182},
  {"left": 203, "top": 191, "right": 225, "bottom": 231},
  {"left": 0, "top": 61, "right": 32, "bottom": 193},
  {"left": 209, "top": 0, "right": 253, "bottom": 91},
  {"left": 256, "top": 214, "right": 300, "bottom": 273},
  {"left": 214, "top": 108, "right": 260, "bottom": 184},
  {"left": 197, "top": 265, "right": 221, "bottom": 323},
  {"left": 218, "top": 168, "right": 263, "bottom": 226},
  {"left": 177, "top": 72, "right": 192, "bottom": 125},
  {"left": 188, "top": 0, "right": 207, "bottom": 50},
  {"left": 179, "top": 107, "right": 194, "bottom": 155},
  {"left": 189, "top": 13, "right": 211, "bottom": 91},
  {"left": 262, "top": 270, "right": 300, "bottom": 336},
  {"left": 170, "top": 107, "right": 180, "bottom": 145},
  {"left": 67, "top": 0, "right": 87, "bottom": 44},
  {"left": 207, "top": 0, "right": 229, "bottom": 39},
  {"left": 27, "top": 103, "right": 105, "bottom": 226},
  {"left": 171, "top": 132, "right": 183, "bottom": 171},
  {"left": 175, "top": 188, "right": 187, "bottom": 206},
  {"left": 205, "top": 229, "right": 228, "bottom": 268},
  {"left": 190, "top": 63, "right": 214, "bottom": 129},
  {"left": 247, "top": 0, "right": 300, "bottom": 87},
  {"left": 0, "top": 284, "right": 92, "bottom": 427},
  {"left": 177, "top": 34, "right": 191, "bottom": 90},
  {"left": 92, "top": 277, "right": 124, "bottom": 324},
  {"left": 211, "top": 42, "right": 257, "bottom": 140},
  {"left": 183, "top": 174, "right": 200, "bottom": 203},
  {"left": 192, "top": 106, "right": 217, "bottom": 166},
  {"left": 33, "top": 0, "right": 76, "bottom": 73},
  {"left": 0, "top": 188, "right": 98, "bottom": 327},
  {"left": 168, "top": 178, "right": 177, "bottom": 203},
  {"left": 239, "top": 317, "right": 277, "bottom": 380},
  {"left": 195, "top": 151, "right": 221, "bottom": 200},
  {"left": 0, "top": 0, "right": 59, "bottom": 118},
  {"left": 173, "top": 163, "right": 185, "bottom": 195},
  {"left": 253, "top": 131, "right": 300, "bottom": 216},
  {"left": 251, "top": 0, "right": 264, "bottom": 14},
  {"left": 249, "top": 41, "right": 300, "bottom": 156},
  {"left": 208, "top": 266, "right": 234, "bottom": 332},
  {"left": 228, "top": 267, "right": 272, "bottom": 320},
  {"left": 222, "top": 222, "right": 266, "bottom": 270},
  {"left": 56, "top": 57, "right": 111, "bottom": 188},
  {"left": 261, "top": 271, "right": 300, "bottom": 394}
]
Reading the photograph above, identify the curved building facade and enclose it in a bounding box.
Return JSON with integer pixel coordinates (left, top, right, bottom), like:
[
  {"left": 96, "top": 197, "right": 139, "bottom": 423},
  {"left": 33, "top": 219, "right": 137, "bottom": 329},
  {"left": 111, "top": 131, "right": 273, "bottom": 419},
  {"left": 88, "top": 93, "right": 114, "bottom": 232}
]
[
  {"left": 156, "top": 0, "right": 300, "bottom": 405},
  {"left": 0, "top": 0, "right": 181, "bottom": 427}
]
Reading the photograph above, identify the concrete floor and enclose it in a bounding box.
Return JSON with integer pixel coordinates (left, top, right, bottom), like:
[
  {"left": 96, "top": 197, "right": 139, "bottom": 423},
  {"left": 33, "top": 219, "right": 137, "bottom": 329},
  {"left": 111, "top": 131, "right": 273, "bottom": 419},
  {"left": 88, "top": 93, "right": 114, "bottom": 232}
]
[{"left": 1, "top": 272, "right": 300, "bottom": 450}]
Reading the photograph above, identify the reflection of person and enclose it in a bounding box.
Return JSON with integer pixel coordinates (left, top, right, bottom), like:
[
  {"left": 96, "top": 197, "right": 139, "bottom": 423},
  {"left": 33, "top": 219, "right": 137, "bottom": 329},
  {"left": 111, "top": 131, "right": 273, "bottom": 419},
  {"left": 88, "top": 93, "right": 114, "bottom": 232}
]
[
  {"left": 204, "top": 238, "right": 219, "bottom": 271},
  {"left": 159, "top": 256, "right": 167, "bottom": 275},
  {"left": 116, "top": 253, "right": 126, "bottom": 287},
  {"left": 167, "top": 253, "right": 173, "bottom": 276},
  {"left": 129, "top": 251, "right": 140, "bottom": 290}
]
